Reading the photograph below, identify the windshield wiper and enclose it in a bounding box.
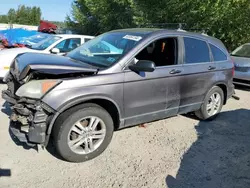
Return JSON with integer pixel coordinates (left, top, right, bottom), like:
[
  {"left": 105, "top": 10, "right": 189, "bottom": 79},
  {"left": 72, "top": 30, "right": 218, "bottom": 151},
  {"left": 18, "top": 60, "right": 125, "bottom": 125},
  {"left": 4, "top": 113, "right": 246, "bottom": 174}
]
[{"left": 68, "top": 56, "right": 108, "bottom": 68}]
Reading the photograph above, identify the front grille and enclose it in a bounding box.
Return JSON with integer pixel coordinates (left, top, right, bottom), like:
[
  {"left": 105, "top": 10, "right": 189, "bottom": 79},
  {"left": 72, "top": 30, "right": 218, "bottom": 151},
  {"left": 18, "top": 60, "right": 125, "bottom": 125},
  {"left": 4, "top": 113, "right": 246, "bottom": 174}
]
[
  {"left": 233, "top": 78, "right": 250, "bottom": 85},
  {"left": 235, "top": 66, "right": 250, "bottom": 72}
]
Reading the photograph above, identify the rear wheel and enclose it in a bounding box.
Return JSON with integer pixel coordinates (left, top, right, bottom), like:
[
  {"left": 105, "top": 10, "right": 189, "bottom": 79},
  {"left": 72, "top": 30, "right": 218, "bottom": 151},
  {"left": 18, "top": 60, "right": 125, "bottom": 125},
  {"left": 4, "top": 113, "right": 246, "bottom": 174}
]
[
  {"left": 195, "top": 86, "right": 224, "bottom": 120},
  {"left": 53, "top": 103, "right": 114, "bottom": 162}
]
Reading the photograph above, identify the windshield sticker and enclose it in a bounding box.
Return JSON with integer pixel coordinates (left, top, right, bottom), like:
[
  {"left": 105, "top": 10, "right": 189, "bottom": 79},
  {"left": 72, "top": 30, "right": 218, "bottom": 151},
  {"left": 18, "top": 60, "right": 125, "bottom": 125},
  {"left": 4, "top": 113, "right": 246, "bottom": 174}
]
[
  {"left": 107, "top": 57, "right": 116, "bottom": 63},
  {"left": 123, "top": 35, "right": 142, "bottom": 41}
]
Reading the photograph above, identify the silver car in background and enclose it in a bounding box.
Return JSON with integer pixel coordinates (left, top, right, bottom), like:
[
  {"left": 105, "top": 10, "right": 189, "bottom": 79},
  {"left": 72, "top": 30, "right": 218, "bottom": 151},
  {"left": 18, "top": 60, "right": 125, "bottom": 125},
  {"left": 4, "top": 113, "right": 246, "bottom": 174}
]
[{"left": 231, "top": 43, "right": 250, "bottom": 86}]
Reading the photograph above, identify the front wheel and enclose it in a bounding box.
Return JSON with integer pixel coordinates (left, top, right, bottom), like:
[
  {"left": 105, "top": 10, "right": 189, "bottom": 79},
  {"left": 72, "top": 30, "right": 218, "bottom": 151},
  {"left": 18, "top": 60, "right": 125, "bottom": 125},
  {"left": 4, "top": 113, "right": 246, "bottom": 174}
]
[
  {"left": 195, "top": 86, "right": 224, "bottom": 120},
  {"left": 53, "top": 103, "right": 114, "bottom": 162}
]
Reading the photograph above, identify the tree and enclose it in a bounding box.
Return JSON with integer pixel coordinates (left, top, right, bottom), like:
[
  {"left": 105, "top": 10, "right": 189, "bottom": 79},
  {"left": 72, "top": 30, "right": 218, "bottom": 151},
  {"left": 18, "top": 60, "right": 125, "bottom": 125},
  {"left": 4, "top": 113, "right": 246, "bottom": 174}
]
[
  {"left": 133, "top": 0, "right": 250, "bottom": 50},
  {"left": 0, "top": 5, "right": 42, "bottom": 25},
  {"left": 67, "top": 0, "right": 250, "bottom": 50},
  {"left": 0, "top": 15, "right": 8, "bottom": 23},
  {"left": 16, "top": 5, "right": 27, "bottom": 24},
  {"left": 7, "top": 8, "right": 16, "bottom": 23},
  {"left": 35, "top": 7, "right": 42, "bottom": 25},
  {"left": 66, "top": 0, "right": 135, "bottom": 35}
]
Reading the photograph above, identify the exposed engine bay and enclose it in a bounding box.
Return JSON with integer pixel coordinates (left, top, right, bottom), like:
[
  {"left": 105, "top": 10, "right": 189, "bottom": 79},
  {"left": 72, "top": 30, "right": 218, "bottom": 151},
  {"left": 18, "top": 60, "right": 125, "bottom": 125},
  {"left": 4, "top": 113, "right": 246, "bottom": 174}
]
[{"left": 2, "top": 52, "right": 98, "bottom": 146}]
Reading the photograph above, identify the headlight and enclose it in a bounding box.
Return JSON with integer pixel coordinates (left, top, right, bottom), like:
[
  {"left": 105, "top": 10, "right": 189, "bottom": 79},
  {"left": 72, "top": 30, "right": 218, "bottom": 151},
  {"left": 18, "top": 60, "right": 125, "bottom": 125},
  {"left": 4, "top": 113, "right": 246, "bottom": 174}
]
[
  {"left": 3, "top": 66, "right": 10, "bottom": 70},
  {"left": 16, "top": 80, "right": 61, "bottom": 99}
]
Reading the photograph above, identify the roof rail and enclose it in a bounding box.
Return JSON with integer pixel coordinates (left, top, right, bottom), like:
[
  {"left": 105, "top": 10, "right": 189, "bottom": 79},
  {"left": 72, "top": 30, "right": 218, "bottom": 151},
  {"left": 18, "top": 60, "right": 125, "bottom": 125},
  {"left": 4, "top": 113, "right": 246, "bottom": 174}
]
[
  {"left": 137, "top": 23, "right": 210, "bottom": 36},
  {"left": 177, "top": 28, "right": 187, "bottom": 32},
  {"left": 138, "top": 23, "right": 186, "bottom": 30},
  {"left": 138, "top": 23, "right": 208, "bottom": 34},
  {"left": 187, "top": 28, "right": 209, "bottom": 35}
]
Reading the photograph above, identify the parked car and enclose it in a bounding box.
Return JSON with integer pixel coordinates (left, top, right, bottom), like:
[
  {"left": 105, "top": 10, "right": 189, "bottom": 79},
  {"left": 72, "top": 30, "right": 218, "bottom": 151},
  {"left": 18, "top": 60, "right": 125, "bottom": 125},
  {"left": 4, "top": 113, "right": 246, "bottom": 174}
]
[
  {"left": 2, "top": 28, "right": 235, "bottom": 162},
  {"left": 231, "top": 43, "right": 250, "bottom": 86},
  {"left": 20, "top": 33, "right": 51, "bottom": 46},
  {"left": 0, "top": 34, "right": 94, "bottom": 79}
]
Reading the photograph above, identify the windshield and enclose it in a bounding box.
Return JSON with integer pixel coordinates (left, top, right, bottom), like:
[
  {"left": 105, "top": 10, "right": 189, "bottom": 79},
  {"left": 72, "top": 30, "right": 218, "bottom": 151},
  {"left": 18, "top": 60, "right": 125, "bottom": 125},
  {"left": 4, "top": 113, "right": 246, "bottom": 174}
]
[
  {"left": 66, "top": 32, "right": 145, "bottom": 68},
  {"left": 24, "top": 34, "right": 50, "bottom": 45},
  {"left": 30, "top": 36, "right": 62, "bottom": 50},
  {"left": 231, "top": 44, "right": 250, "bottom": 58}
]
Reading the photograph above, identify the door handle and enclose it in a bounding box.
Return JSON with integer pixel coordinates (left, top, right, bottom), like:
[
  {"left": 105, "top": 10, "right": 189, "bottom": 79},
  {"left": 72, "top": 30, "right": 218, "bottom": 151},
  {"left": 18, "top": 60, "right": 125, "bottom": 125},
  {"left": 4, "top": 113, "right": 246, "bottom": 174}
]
[
  {"left": 169, "top": 69, "right": 182, "bottom": 74},
  {"left": 208, "top": 66, "right": 216, "bottom": 70}
]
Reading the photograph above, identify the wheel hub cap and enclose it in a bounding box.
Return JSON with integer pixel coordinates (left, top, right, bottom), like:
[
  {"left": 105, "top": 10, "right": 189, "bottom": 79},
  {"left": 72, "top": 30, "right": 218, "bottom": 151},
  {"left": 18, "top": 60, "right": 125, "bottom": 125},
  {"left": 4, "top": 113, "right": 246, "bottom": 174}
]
[
  {"left": 206, "top": 92, "right": 221, "bottom": 116},
  {"left": 67, "top": 116, "right": 106, "bottom": 155}
]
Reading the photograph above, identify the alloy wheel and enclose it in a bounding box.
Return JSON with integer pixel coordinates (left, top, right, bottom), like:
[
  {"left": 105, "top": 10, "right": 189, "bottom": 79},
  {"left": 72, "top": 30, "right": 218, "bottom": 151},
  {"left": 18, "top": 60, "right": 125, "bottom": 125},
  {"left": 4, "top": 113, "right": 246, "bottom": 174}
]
[
  {"left": 206, "top": 92, "right": 221, "bottom": 116},
  {"left": 67, "top": 116, "right": 106, "bottom": 154}
]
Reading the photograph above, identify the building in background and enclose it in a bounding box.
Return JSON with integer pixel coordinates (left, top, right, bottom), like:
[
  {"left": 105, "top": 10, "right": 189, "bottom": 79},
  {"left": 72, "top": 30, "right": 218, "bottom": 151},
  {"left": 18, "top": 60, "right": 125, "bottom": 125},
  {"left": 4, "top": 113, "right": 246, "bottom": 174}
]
[{"left": 0, "top": 23, "right": 38, "bottom": 31}]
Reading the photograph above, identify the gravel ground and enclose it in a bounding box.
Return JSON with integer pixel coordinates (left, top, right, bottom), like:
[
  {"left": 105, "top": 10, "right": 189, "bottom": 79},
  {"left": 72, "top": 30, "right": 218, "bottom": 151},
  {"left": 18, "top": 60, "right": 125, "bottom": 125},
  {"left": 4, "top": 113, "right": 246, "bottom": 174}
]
[{"left": 0, "top": 83, "right": 250, "bottom": 188}]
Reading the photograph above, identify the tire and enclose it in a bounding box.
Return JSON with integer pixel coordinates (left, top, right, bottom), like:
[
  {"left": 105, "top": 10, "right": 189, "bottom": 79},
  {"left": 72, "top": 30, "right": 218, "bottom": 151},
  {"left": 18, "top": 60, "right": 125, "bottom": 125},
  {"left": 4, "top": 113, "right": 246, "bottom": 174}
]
[
  {"left": 195, "top": 86, "right": 224, "bottom": 120},
  {"left": 53, "top": 103, "right": 114, "bottom": 163}
]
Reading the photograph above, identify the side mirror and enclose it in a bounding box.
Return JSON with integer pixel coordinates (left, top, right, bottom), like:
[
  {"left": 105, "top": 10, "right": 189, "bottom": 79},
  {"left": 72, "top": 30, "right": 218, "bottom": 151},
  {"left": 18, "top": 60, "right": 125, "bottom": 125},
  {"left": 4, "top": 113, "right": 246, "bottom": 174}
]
[
  {"left": 51, "top": 48, "right": 60, "bottom": 54},
  {"left": 129, "top": 60, "right": 156, "bottom": 72}
]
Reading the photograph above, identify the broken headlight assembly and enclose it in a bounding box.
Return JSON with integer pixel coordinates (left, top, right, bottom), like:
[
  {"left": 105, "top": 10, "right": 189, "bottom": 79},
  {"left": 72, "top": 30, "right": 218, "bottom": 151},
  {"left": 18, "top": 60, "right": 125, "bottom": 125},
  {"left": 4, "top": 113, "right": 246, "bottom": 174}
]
[{"left": 15, "top": 80, "right": 61, "bottom": 99}]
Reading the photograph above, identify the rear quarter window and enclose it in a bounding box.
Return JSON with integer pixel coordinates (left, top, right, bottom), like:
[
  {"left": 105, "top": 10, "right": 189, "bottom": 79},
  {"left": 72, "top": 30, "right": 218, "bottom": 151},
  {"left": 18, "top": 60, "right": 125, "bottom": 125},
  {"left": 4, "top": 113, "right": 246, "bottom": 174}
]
[
  {"left": 84, "top": 38, "right": 92, "bottom": 43},
  {"left": 209, "top": 44, "right": 227, "bottom": 61},
  {"left": 184, "top": 37, "right": 210, "bottom": 64}
]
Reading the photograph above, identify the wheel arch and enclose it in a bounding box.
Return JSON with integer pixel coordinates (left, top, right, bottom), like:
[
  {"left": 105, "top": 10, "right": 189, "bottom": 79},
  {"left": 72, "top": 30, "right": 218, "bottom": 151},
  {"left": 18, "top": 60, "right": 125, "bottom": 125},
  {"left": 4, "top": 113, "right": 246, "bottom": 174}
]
[
  {"left": 204, "top": 82, "right": 228, "bottom": 105},
  {"left": 46, "top": 96, "right": 122, "bottom": 137},
  {"left": 216, "top": 83, "right": 227, "bottom": 105}
]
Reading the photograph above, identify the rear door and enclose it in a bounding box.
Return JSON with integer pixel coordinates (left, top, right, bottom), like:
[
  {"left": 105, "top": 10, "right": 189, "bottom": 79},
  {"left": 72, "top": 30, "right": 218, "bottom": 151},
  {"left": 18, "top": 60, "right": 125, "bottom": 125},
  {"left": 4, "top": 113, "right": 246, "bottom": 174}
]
[{"left": 178, "top": 37, "right": 215, "bottom": 114}]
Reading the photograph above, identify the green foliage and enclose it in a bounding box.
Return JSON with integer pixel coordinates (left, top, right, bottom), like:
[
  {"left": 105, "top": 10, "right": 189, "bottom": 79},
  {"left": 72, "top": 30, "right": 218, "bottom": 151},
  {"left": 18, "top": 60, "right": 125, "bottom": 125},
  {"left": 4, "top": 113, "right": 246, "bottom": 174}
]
[
  {"left": 51, "top": 21, "right": 66, "bottom": 28},
  {"left": 67, "top": 0, "right": 250, "bottom": 50},
  {"left": 66, "top": 0, "right": 135, "bottom": 35},
  {"left": 0, "top": 15, "right": 8, "bottom": 23},
  {"left": 0, "top": 5, "right": 42, "bottom": 26}
]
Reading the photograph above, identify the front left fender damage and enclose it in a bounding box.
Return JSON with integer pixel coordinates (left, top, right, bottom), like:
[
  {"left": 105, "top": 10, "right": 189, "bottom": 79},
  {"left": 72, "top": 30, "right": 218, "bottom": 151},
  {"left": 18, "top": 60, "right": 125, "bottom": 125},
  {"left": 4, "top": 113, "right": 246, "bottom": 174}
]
[{"left": 2, "top": 73, "right": 56, "bottom": 147}]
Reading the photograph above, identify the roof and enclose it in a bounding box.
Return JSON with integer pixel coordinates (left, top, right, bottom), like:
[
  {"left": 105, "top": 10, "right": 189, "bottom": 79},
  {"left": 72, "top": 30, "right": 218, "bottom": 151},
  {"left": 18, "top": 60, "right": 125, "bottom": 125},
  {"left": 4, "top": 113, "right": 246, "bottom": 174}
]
[
  {"left": 111, "top": 28, "right": 210, "bottom": 39},
  {"left": 55, "top": 34, "right": 94, "bottom": 39},
  {"left": 109, "top": 28, "right": 162, "bottom": 35},
  {"left": 110, "top": 28, "right": 226, "bottom": 50}
]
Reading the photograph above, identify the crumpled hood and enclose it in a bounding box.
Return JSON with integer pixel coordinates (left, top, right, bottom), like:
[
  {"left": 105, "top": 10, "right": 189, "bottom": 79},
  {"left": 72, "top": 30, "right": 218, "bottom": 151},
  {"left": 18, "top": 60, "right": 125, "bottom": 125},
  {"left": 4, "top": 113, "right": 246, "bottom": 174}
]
[{"left": 13, "top": 52, "right": 98, "bottom": 80}]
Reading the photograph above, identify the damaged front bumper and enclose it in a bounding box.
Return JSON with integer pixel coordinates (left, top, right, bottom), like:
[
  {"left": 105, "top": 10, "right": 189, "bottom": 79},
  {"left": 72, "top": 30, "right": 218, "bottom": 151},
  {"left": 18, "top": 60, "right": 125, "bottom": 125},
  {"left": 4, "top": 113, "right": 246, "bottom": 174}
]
[{"left": 2, "top": 90, "right": 55, "bottom": 147}]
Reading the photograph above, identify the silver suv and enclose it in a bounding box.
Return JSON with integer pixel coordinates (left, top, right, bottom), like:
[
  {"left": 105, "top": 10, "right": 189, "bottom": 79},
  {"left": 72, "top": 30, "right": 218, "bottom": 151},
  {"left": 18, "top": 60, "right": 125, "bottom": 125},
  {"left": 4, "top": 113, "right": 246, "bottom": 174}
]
[{"left": 2, "top": 28, "right": 235, "bottom": 162}]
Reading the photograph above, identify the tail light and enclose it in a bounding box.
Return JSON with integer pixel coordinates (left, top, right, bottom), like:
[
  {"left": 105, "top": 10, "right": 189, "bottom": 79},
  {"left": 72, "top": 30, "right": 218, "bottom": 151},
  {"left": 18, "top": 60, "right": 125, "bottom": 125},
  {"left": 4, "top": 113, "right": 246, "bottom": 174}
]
[{"left": 231, "top": 57, "right": 235, "bottom": 76}]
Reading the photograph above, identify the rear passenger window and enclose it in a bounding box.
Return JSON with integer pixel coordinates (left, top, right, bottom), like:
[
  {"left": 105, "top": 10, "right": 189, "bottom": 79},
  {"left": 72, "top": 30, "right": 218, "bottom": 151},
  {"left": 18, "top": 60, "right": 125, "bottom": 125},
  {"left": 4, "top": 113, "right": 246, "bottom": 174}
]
[
  {"left": 209, "top": 44, "right": 227, "bottom": 61},
  {"left": 184, "top": 38, "right": 210, "bottom": 64}
]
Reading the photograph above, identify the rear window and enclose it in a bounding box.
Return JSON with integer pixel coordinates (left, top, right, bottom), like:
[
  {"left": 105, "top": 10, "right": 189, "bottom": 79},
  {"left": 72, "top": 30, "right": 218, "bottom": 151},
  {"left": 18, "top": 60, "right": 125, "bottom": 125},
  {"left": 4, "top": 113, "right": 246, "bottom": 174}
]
[
  {"left": 231, "top": 44, "right": 250, "bottom": 58},
  {"left": 209, "top": 44, "right": 227, "bottom": 61},
  {"left": 184, "top": 37, "right": 210, "bottom": 64}
]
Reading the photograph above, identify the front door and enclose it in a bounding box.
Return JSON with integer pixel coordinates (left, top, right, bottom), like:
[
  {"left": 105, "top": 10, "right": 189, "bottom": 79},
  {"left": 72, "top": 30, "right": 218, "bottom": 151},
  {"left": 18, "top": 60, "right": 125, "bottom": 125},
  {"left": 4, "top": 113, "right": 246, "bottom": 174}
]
[{"left": 123, "top": 37, "right": 183, "bottom": 126}]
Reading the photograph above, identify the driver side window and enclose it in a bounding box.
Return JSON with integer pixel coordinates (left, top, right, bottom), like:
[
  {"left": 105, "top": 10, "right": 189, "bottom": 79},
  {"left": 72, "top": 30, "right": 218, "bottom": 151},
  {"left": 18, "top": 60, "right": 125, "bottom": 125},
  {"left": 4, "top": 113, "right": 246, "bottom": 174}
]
[
  {"left": 133, "top": 37, "right": 178, "bottom": 67},
  {"left": 54, "top": 40, "right": 66, "bottom": 50},
  {"left": 54, "top": 38, "right": 81, "bottom": 53}
]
